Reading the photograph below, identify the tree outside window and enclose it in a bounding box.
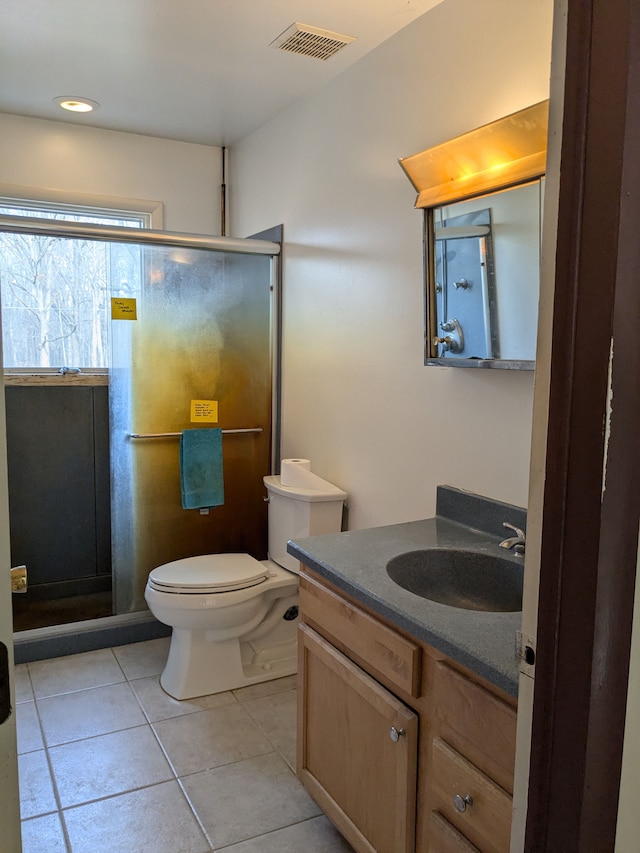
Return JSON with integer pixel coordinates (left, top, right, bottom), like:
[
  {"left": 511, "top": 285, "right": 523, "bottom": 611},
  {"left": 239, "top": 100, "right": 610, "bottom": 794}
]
[{"left": 0, "top": 205, "right": 146, "bottom": 369}]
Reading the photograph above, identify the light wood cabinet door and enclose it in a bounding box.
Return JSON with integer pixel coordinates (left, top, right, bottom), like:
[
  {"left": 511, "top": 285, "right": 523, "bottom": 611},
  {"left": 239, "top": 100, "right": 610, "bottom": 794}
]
[{"left": 298, "top": 623, "right": 418, "bottom": 853}]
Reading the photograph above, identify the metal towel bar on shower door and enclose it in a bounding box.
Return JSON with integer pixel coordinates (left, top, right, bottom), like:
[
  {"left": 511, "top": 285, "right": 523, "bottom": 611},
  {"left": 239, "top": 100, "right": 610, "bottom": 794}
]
[{"left": 127, "top": 428, "right": 263, "bottom": 439}]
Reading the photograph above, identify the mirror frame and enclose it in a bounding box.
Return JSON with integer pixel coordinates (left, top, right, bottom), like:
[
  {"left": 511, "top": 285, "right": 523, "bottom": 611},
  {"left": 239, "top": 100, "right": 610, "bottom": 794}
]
[{"left": 399, "top": 101, "right": 549, "bottom": 369}]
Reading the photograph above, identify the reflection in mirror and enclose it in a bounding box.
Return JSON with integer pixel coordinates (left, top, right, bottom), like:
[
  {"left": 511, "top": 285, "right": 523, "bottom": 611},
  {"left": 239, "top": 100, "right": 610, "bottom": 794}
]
[
  {"left": 430, "top": 180, "right": 542, "bottom": 366},
  {"left": 399, "top": 100, "right": 549, "bottom": 370}
]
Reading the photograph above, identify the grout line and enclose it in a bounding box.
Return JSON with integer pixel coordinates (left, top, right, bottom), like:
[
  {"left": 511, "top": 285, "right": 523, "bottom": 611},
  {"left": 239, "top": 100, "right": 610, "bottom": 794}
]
[
  {"left": 213, "top": 815, "right": 331, "bottom": 851},
  {"left": 60, "top": 778, "right": 178, "bottom": 813},
  {"left": 57, "top": 809, "right": 74, "bottom": 853},
  {"left": 44, "top": 720, "right": 154, "bottom": 752},
  {"left": 174, "top": 776, "right": 216, "bottom": 852},
  {"left": 34, "top": 703, "right": 148, "bottom": 750},
  {"left": 145, "top": 713, "right": 180, "bottom": 781},
  {"left": 20, "top": 806, "right": 59, "bottom": 819},
  {"left": 21, "top": 661, "right": 36, "bottom": 705},
  {"left": 29, "top": 694, "right": 74, "bottom": 853},
  {"left": 29, "top": 677, "right": 127, "bottom": 702},
  {"left": 175, "top": 749, "right": 279, "bottom": 783},
  {"left": 25, "top": 647, "right": 126, "bottom": 698},
  {"left": 107, "top": 645, "right": 129, "bottom": 681}
]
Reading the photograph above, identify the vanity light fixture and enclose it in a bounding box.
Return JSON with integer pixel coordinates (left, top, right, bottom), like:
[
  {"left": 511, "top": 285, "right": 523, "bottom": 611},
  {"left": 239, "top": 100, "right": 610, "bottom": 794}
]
[
  {"left": 53, "top": 96, "right": 100, "bottom": 113},
  {"left": 399, "top": 100, "right": 549, "bottom": 208}
]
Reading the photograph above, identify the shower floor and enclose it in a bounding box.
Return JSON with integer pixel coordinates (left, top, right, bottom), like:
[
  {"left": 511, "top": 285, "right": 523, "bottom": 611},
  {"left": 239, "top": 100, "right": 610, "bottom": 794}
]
[{"left": 12, "top": 591, "right": 113, "bottom": 633}]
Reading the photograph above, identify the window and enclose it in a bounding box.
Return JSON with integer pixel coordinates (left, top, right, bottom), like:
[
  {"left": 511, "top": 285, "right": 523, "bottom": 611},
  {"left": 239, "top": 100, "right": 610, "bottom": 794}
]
[{"left": 0, "top": 200, "right": 150, "bottom": 369}]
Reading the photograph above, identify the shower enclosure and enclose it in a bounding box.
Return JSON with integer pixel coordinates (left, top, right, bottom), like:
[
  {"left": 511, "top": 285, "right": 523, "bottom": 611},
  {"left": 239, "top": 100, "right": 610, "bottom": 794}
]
[{"left": 0, "top": 215, "right": 281, "bottom": 630}]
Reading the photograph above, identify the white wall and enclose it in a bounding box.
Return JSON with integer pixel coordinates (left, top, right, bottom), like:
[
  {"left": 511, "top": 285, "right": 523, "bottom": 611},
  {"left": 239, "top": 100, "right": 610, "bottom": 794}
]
[
  {"left": 0, "top": 113, "right": 221, "bottom": 234},
  {"left": 230, "top": 0, "right": 554, "bottom": 529}
]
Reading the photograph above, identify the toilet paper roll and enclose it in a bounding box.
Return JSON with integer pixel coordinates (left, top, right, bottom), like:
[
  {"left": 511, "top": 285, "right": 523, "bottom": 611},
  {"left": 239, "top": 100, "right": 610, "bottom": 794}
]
[
  {"left": 280, "top": 459, "right": 310, "bottom": 482},
  {"left": 280, "top": 459, "right": 312, "bottom": 488},
  {"left": 280, "top": 458, "right": 335, "bottom": 491}
]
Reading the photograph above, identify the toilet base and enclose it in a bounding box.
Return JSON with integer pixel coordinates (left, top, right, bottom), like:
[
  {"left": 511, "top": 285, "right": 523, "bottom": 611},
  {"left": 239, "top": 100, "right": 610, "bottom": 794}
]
[
  {"left": 159, "top": 634, "right": 297, "bottom": 700},
  {"left": 159, "top": 595, "right": 299, "bottom": 700}
]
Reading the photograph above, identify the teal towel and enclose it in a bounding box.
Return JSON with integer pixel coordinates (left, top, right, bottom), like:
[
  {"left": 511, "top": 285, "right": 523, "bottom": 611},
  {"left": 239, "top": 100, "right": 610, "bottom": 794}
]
[{"left": 180, "top": 428, "right": 224, "bottom": 509}]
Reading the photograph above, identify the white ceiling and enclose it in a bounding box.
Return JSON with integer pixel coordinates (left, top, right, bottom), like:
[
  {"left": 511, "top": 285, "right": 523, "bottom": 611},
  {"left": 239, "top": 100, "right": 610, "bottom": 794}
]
[{"left": 0, "top": 0, "right": 443, "bottom": 147}]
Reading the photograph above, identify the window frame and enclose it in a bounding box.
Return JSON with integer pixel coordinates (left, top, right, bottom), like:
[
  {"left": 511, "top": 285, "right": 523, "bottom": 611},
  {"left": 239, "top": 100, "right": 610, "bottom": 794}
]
[
  {"left": 0, "top": 184, "right": 163, "bottom": 229},
  {"left": 0, "top": 187, "right": 162, "bottom": 375}
]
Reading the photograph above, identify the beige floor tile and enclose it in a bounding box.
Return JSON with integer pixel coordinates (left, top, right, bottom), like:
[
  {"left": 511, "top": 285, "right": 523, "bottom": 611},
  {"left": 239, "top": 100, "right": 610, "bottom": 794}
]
[
  {"left": 14, "top": 663, "right": 34, "bottom": 703},
  {"left": 153, "top": 704, "right": 272, "bottom": 777},
  {"left": 18, "top": 750, "right": 58, "bottom": 819},
  {"left": 181, "top": 752, "right": 320, "bottom": 849},
  {"left": 232, "top": 674, "right": 297, "bottom": 702},
  {"left": 21, "top": 812, "right": 68, "bottom": 853},
  {"left": 63, "top": 780, "right": 211, "bottom": 853},
  {"left": 130, "top": 675, "right": 237, "bottom": 723},
  {"left": 221, "top": 815, "right": 355, "bottom": 852},
  {"left": 112, "top": 637, "right": 171, "bottom": 680},
  {"left": 28, "top": 649, "right": 124, "bottom": 699},
  {"left": 38, "top": 681, "right": 146, "bottom": 746},
  {"left": 16, "top": 701, "right": 44, "bottom": 754},
  {"left": 50, "top": 724, "right": 174, "bottom": 808},
  {"left": 16, "top": 643, "right": 342, "bottom": 853},
  {"left": 241, "top": 688, "right": 297, "bottom": 769}
]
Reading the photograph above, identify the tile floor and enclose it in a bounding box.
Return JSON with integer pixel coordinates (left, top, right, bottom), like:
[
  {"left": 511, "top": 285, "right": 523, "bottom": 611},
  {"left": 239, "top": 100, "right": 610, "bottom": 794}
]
[{"left": 15, "top": 638, "right": 354, "bottom": 852}]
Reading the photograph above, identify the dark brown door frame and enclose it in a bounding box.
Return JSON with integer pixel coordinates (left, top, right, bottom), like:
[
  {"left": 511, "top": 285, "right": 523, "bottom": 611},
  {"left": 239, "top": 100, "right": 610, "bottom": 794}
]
[{"left": 525, "top": 1, "right": 640, "bottom": 850}]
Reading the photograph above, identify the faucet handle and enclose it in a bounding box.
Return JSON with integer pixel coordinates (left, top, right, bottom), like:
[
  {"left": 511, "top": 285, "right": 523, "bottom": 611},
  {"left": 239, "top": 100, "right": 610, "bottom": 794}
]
[{"left": 502, "top": 521, "right": 525, "bottom": 539}]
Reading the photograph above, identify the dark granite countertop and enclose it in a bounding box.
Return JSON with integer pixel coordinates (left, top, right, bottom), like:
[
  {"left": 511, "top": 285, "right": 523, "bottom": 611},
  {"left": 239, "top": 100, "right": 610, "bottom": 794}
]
[{"left": 287, "top": 486, "right": 524, "bottom": 698}]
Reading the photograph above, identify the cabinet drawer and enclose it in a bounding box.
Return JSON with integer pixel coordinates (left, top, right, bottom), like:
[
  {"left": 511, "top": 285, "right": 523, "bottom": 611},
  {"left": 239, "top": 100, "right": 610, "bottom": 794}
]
[
  {"left": 299, "top": 570, "right": 421, "bottom": 697},
  {"left": 433, "top": 662, "right": 516, "bottom": 790},
  {"left": 431, "top": 738, "right": 512, "bottom": 853},
  {"left": 429, "top": 811, "right": 480, "bottom": 852}
]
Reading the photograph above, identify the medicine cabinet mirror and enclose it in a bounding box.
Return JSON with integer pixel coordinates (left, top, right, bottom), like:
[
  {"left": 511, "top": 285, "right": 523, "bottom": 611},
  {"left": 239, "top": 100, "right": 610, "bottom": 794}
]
[{"left": 400, "top": 101, "right": 549, "bottom": 369}]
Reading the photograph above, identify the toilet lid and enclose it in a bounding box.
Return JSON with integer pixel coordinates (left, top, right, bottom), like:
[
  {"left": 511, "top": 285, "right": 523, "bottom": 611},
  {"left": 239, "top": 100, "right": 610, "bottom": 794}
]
[{"left": 148, "top": 553, "right": 270, "bottom": 594}]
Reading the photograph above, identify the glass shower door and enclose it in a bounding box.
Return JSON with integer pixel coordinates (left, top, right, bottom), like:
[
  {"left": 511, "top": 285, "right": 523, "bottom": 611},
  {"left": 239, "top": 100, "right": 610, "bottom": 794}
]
[{"left": 109, "top": 243, "right": 273, "bottom": 613}]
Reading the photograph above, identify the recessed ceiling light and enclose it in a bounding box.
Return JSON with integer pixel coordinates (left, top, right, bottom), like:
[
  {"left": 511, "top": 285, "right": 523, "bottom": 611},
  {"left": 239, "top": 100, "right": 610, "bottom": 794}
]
[{"left": 53, "top": 96, "right": 100, "bottom": 113}]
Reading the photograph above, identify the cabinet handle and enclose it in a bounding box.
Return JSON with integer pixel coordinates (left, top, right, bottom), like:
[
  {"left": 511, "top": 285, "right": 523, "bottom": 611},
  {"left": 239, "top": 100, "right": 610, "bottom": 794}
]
[
  {"left": 389, "top": 726, "right": 406, "bottom": 742},
  {"left": 453, "top": 793, "right": 473, "bottom": 813}
]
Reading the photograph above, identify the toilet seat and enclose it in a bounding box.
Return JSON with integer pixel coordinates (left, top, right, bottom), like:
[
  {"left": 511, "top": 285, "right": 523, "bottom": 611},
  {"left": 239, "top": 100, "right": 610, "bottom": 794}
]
[{"left": 148, "top": 553, "right": 270, "bottom": 595}]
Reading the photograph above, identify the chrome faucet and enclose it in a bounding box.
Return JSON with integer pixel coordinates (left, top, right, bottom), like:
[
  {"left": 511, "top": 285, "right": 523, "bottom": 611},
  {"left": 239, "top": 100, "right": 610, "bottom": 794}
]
[{"left": 499, "top": 522, "right": 526, "bottom": 556}]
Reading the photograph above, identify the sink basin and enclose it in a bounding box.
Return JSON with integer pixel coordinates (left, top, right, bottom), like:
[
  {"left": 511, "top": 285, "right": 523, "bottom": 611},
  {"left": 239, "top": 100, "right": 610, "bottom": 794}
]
[{"left": 386, "top": 548, "right": 523, "bottom": 612}]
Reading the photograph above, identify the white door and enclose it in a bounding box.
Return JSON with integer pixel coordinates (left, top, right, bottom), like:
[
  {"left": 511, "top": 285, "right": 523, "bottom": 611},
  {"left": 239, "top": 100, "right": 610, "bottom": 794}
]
[{"left": 0, "top": 370, "right": 22, "bottom": 851}]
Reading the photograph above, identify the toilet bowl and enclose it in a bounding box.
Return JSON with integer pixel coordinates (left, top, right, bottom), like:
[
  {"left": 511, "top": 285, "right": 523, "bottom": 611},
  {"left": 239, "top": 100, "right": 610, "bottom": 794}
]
[{"left": 145, "top": 473, "right": 346, "bottom": 699}]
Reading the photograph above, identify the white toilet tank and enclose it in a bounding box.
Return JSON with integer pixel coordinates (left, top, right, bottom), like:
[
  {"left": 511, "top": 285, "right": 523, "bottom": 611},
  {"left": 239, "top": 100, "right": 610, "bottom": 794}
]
[{"left": 263, "top": 474, "right": 346, "bottom": 574}]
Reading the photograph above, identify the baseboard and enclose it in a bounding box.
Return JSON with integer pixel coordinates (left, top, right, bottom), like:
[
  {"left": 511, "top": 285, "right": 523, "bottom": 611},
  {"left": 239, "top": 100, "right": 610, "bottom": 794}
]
[{"left": 13, "top": 611, "right": 171, "bottom": 664}]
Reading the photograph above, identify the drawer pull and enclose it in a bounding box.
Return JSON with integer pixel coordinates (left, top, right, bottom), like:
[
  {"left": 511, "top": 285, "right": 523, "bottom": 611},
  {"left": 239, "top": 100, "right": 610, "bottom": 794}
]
[
  {"left": 453, "top": 793, "right": 473, "bottom": 813},
  {"left": 389, "top": 726, "right": 406, "bottom": 742}
]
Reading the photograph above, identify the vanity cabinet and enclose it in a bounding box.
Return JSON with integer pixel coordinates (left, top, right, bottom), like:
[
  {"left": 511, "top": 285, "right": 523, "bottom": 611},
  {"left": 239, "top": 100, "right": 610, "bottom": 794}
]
[{"left": 297, "top": 566, "right": 517, "bottom": 853}]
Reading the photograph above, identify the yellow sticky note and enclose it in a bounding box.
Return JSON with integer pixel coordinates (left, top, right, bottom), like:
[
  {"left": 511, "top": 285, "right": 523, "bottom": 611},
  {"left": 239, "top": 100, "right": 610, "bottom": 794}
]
[
  {"left": 111, "top": 297, "right": 137, "bottom": 320},
  {"left": 190, "top": 400, "right": 219, "bottom": 423}
]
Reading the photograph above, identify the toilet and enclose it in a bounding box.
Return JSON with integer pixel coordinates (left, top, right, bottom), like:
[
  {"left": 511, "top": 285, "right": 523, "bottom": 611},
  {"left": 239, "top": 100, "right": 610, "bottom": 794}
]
[{"left": 145, "top": 473, "right": 346, "bottom": 699}]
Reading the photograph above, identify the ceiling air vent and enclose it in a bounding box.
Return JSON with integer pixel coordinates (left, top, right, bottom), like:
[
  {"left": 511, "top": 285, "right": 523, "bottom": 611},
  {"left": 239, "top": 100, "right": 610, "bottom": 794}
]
[{"left": 270, "top": 23, "right": 356, "bottom": 61}]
